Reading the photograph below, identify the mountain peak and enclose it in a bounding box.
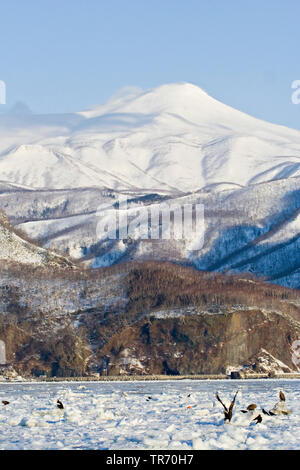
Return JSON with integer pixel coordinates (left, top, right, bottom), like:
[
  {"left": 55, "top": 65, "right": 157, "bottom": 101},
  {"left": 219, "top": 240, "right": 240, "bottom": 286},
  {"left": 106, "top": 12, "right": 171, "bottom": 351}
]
[
  {"left": 150, "top": 81, "right": 209, "bottom": 96},
  {"left": 79, "top": 82, "right": 210, "bottom": 119},
  {"left": 105, "top": 82, "right": 213, "bottom": 117}
]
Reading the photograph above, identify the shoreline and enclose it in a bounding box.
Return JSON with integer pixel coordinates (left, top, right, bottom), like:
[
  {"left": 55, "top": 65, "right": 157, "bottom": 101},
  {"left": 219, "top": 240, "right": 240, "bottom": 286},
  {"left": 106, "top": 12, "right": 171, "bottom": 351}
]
[{"left": 2, "top": 372, "right": 300, "bottom": 383}]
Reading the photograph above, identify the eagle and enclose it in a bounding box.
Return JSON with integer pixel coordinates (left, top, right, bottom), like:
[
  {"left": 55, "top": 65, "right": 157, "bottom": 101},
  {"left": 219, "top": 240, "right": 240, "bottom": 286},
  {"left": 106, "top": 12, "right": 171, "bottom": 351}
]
[{"left": 216, "top": 390, "right": 238, "bottom": 423}]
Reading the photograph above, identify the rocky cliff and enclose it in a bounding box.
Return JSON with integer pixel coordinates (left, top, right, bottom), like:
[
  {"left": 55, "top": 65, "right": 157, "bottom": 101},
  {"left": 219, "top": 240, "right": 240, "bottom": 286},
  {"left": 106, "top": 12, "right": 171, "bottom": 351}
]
[{"left": 0, "top": 259, "right": 300, "bottom": 377}]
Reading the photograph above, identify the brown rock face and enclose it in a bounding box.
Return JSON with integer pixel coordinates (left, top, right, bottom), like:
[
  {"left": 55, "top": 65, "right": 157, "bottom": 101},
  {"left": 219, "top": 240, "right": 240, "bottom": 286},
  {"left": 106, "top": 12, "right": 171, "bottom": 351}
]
[
  {"left": 0, "top": 261, "right": 300, "bottom": 377},
  {"left": 98, "top": 309, "right": 298, "bottom": 376}
]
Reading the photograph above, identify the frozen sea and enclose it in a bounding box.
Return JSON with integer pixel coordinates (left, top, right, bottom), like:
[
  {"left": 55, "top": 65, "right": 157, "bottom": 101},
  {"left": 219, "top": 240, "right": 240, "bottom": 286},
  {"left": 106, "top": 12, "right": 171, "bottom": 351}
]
[{"left": 0, "top": 379, "right": 299, "bottom": 450}]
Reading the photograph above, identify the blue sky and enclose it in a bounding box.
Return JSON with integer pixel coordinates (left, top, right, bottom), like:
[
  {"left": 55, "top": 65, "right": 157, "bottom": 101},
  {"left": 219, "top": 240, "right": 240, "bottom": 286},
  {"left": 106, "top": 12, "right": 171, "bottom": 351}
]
[{"left": 0, "top": 0, "right": 300, "bottom": 128}]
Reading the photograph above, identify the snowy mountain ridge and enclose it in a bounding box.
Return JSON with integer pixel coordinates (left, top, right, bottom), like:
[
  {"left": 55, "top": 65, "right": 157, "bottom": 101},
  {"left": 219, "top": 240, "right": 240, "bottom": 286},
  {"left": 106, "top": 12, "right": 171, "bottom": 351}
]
[
  {"left": 1, "top": 82, "right": 300, "bottom": 192},
  {"left": 1, "top": 83, "right": 300, "bottom": 286}
]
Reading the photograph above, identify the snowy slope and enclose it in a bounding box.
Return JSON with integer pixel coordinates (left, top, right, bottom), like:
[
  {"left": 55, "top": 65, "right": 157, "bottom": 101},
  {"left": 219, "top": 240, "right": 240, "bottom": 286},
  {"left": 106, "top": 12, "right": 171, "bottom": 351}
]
[
  {"left": 1, "top": 83, "right": 300, "bottom": 192},
  {"left": 2, "top": 177, "right": 299, "bottom": 287},
  {"left": 0, "top": 212, "right": 71, "bottom": 267}
]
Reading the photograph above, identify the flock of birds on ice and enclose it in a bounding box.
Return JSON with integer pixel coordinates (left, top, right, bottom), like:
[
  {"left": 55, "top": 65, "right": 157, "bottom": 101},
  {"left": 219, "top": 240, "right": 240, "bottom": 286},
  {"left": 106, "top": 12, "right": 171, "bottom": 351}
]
[
  {"left": 0, "top": 389, "right": 291, "bottom": 426},
  {"left": 215, "top": 390, "right": 291, "bottom": 424}
]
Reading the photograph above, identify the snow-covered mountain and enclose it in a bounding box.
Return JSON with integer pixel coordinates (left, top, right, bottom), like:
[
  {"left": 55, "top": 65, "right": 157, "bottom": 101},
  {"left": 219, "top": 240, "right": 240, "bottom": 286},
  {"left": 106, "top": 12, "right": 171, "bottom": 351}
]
[
  {"left": 1, "top": 82, "right": 300, "bottom": 192},
  {"left": 1, "top": 82, "right": 300, "bottom": 286}
]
